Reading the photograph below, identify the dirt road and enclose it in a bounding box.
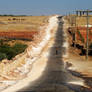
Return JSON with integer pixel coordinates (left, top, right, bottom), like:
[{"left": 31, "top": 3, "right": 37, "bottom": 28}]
[
  {"left": 2, "top": 16, "right": 89, "bottom": 92},
  {"left": 14, "top": 17, "right": 85, "bottom": 92}
]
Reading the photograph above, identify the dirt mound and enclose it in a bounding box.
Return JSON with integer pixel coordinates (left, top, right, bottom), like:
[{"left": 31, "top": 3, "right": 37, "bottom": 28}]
[{"left": 0, "top": 31, "right": 38, "bottom": 40}]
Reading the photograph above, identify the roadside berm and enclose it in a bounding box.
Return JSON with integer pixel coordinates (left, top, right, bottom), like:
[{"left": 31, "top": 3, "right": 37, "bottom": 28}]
[
  {"left": 0, "top": 15, "right": 59, "bottom": 91},
  {"left": 64, "top": 16, "right": 92, "bottom": 91}
]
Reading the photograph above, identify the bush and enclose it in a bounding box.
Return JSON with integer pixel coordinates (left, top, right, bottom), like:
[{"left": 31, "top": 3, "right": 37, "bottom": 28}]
[
  {"left": 0, "top": 53, "right": 7, "bottom": 61},
  {"left": 0, "top": 43, "right": 27, "bottom": 60},
  {"left": 77, "top": 30, "right": 85, "bottom": 43},
  {"left": 89, "top": 43, "right": 92, "bottom": 49},
  {"left": 12, "top": 43, "right": 27, "bottom": 54}
]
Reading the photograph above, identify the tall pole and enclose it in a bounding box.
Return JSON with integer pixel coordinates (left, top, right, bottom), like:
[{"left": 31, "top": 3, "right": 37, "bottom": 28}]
[
  {"left": 74, "top": 14, "right": 77, "bottom": 48},
  {"left": 75, "top": 10, "right": 92, "bottom": 61},
  {"left": 86, "top": 10, "right": 89, "bottom": 60}
]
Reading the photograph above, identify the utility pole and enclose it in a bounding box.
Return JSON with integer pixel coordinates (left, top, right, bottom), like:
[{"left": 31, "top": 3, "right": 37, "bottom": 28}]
[
  {"left": 86, "top": 10, "right": 89, "bottom": 61},
  {"left": 76, "top": 10, "right": 92, "bottom": 61},
  {"left": 74, "top": 13, "right": 77, "bottom": 48}
]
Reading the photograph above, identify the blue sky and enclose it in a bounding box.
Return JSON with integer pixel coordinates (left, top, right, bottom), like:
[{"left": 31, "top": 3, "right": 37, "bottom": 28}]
[{"left": 0, "top": 0, "right": 92, "bottom": 15}]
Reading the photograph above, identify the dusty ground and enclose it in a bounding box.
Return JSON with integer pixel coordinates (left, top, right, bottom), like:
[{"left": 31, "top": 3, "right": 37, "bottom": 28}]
[
  {"left": 0, "top": 16, "right": 49, "bottom": 90},
  {"left": 1, "top": 16, "right": 92, "bottom": 92},
  {"left": 64, "top": 16, "right": 92, "bottom": 90},
  {"left": 0, "top": 16, "right": 49, "bottom": 46},
  {"left": 0, "top": 16, "right": 58, "bottom": 92},
  {"left": 65, "top": 16, "right": 92, "bottom": 77},
  {"left": 2, "top": 16, "right": 87, "bottom": 92},
  {"left": 0, "top": 16, "right": 48, "bottom": 32}
]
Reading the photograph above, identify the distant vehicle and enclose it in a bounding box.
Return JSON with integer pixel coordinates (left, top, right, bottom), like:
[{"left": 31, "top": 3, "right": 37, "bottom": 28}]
[
  {"left": 57, "top": 16, "right": 64, "bottom": 24},
  {"left": 57, "top": 16, "right": 63, "bottom": 19}
]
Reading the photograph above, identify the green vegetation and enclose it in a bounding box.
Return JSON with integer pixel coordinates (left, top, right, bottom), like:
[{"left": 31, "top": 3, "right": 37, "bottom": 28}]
[
  {"left": 0, "top": 52, "right": 7, "bottom": 61},
  {"left": 89, "top": 43, "right": 92, "bottom": 49},
  {"left": 77, "top": 30, "right": 85, "bottom": 43},
  {"left": 0, "top": 42, "right": 27, "bottom": 61}
]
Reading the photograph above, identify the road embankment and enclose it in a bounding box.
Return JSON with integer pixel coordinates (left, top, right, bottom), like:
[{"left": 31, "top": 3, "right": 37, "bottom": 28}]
[{"left": 1, "top": 15, "right": 59, "bottom": 92}]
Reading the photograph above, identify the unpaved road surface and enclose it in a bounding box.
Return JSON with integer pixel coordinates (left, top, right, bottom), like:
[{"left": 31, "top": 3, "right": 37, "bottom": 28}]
[
  {"left": 2, "top": 16, "right": 90, "bottom": 92},
  {"left": 16, "top": 17, "right": 84, "bottom": 92}
]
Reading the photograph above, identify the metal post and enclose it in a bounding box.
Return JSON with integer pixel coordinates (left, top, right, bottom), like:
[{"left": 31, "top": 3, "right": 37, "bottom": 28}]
[{"left": 86, "top": 10, "right": 89, "bottom": 60}]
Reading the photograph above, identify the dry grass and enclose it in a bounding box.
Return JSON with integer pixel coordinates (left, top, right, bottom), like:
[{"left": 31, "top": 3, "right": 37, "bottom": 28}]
[
  {"left": 0, "top": 16, "right": 49, "bottom": 45},
  {"left": 0, "top": 16, "right": 49, "bottom": 32},
  {"left": 76, "top": 16, "right": 92, "bottom": 26},
  {"left": 67, "top": 15, "right": 92, "bottom": 26}
]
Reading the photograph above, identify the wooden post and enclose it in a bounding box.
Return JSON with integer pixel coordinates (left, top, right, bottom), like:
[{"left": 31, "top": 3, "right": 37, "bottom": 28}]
[
  {"left": 74, "top": 15, "right": 77, "bottom": 48},
  {"left": 86, "top": 10, "right": 89, "bottom": 61},
  {"left": 75, "top": 10, "right": 92, "bottom": 61}
]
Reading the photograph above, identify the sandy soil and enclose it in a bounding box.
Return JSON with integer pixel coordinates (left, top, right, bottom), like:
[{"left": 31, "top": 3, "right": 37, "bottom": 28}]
[
  {"left": 1, "top": 15, "right": 59, "bottom": 92},
  {"left": 1, "top": 16, "right": 91, "bottom": 92},
  {"left": 63, "top": 17, "right": 92, "bottom": 91},
  {"left": 64, "top": 17, "right": 92, "bottom": 77}
]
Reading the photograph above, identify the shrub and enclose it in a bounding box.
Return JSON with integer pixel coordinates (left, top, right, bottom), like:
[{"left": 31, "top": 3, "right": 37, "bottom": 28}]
[
  {"left": 12, "top": 43, "right": 27, "bottom": 53},
  {"left": 0, "top": 53, "right": 7, "bottom": 61},
  {"left": 89, "top": 43, "right": 92, "bottom": 49},
  {"left": 77, "top": 30, "right": 85, "bottom": 43},
  {"left": 0, "top": 43, "right": 27, "bottom": 60}
]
